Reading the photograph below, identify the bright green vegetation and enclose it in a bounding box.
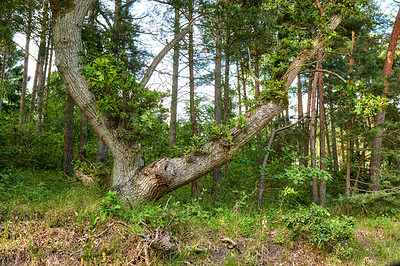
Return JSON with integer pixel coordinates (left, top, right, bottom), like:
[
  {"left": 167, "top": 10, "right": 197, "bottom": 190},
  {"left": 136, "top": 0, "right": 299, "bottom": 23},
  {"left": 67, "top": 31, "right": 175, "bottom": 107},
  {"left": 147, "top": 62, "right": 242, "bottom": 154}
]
[{"left": 1, "top": 168, "right": 400, "bottom": 265}]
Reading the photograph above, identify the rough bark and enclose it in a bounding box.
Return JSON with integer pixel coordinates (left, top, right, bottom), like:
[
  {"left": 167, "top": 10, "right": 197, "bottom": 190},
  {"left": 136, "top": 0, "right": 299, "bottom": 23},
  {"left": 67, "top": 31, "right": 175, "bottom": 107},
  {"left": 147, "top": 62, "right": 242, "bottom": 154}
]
[
  {"left": 50, "top": 0, "right": 343, "bottom": 201},
  {"left": 370, "top": 7, "right": 400, "bottom": 191},
  {"left": 19, "top": 2, "right": 32, "bottom": 131},
  {"left": 96, "top": 139, "right": 108, "bottom": 165},
  {"left": 62, "top": 92, "right": 74, "bottom": 178},
  {"left": 169, "top": 7, "right": 180, "bottom": 146}
]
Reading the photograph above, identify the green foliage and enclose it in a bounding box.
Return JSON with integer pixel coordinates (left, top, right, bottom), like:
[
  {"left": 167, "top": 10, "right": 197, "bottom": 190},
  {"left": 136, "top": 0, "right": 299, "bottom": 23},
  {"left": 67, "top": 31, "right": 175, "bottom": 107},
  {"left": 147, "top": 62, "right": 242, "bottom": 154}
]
[
  {"left": 81, "top": 44, "right": 167, "bottom": 145},
  {"left": 98, "top": 191, "right": 122, "bottom": 220},
  {"left": 283, "top": 204, "right": 357, "bottom": 248}
]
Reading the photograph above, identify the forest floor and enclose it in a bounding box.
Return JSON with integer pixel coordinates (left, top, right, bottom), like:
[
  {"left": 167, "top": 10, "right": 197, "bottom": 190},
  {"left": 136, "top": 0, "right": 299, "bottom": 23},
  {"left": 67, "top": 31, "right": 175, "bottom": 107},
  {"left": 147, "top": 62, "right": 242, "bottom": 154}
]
[{"left": 1, "top": 169, "right": 400, "bottom": 265}]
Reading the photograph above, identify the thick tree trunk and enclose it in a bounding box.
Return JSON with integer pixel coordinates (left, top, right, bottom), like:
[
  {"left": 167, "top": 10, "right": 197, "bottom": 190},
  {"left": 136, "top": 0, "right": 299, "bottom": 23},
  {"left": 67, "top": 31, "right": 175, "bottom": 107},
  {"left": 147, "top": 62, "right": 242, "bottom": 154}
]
[
  {"left": 317, "top": 50, "right": 326, "bottom": 207},
  {"left": 169, "top": 7, "right": 180, "bottom": 146},
  {"left": 50, "top": 0, "right": 342, "bottom": 201},
  {"left": 62, "top": 92, "right": 74, "bottom": 177},
  {"left": 19, "top": 3, "right": 32, "bottom": 131},
  {"left": 370, "top": 7, "right": 400, "bottom": 191}
]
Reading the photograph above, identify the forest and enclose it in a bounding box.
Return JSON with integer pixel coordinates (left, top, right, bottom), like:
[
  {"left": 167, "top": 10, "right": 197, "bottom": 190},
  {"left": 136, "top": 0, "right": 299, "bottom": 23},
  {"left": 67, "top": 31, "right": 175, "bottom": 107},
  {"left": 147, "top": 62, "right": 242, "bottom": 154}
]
[{"left": 1, "top": 0, "right": 400, "bottom": 264}]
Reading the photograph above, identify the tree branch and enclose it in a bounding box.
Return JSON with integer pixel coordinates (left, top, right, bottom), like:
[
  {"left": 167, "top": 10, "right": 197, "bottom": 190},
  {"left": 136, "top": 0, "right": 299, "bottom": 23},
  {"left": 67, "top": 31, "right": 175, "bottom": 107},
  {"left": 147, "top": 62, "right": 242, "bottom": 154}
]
[
  {"left": 140, "top": 11, "right": 209, "bottom": 87},
  {"left": 300, "top": 69, "right": 347, "bottom": 82}
]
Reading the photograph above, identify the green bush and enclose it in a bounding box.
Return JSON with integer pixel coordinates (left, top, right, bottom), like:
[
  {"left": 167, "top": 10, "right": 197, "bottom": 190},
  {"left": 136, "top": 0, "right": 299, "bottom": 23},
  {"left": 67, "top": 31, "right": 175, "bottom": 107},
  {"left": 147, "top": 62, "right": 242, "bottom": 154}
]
[{"left": 283, "top": 204, "right": 356, "bottom": 248}]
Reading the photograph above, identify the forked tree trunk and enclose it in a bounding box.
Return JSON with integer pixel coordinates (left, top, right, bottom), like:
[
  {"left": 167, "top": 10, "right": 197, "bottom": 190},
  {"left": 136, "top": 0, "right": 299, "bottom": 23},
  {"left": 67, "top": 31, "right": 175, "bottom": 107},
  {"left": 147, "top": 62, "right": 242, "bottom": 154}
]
[
  {"left": 50, "top": 0, "right": 342, "bottom": 202},
  {"left": 370, "top": 7, "right": 400, "bottom": 191}
]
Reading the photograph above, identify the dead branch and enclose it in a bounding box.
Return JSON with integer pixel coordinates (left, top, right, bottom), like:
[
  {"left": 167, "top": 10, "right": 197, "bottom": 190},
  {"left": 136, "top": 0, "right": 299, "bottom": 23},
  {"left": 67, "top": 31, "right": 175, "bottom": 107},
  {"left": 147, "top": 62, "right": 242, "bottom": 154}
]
[
  {"left": 220, "top": 237, "right": 237, "bottom": 249},
  {"left": 299, "top": 69, "right": 347, "bottom": 82}
]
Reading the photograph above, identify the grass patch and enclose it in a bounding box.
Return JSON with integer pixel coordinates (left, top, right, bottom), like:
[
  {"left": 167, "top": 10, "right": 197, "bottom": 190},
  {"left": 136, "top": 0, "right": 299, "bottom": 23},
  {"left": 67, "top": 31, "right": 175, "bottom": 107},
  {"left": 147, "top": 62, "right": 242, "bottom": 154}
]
[{"left": 1, "top": 168, "right": 400, "bottom": 265}]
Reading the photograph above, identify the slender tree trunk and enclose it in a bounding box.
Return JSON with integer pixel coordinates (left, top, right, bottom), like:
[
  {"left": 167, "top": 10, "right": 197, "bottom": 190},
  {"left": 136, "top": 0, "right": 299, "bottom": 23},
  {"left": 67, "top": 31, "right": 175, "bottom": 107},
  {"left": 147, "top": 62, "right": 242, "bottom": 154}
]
[
  {"left": 240, "top": 59, "right": 247, "bottom": 112},
  {"left": 35, "top": 21, "right": 50, "bottom": 135},
  {"left": 50, "top": 0, "right": 342, "bottom": 201},
  {"left": 43, "top": 39, "right": 53, "bottom": 124},
  {"left": 96, "top": 139, "right": 108, "bottom": 165},
  {"left": 310, "top": 52, "right": 320, "bottom": 204},
  {"left": 370, "top": 7, "right": 400, "bottom": 191},
  {"left": 169, "top": 7, "right": 180, "bottom": 146},
  {"left": 29, "top": 58, "right": 40, "bottom": 119},
  {"left": 63, "top": 92, "right": 75, "bottom": 178},
  {"left": 79, "top": 113, "right": 88, "bottom": 160},
  {"left": 0, "top": 44, "right": 6, "bottom": 114},
  {"left": 188, "top": 1, "right": 198, "bottom": 199},
  {"left": 317, "top": 50, "right": 327, "bottom": 207},
  {"left": 297, "top": 74, "right": 306, "bottom": 166},
  {"left": 254, "top": 37, "right": 259, "bottom": 97},
  {"left": 213, "top": 2, "right": 223, "bottom": 196},
  {"left": 236, "top": 61, "right": 242, "bottom": 116},
  {"left": 19, "top": 4, "right": 32, "bottom": 131},
  {"left": 330, "top": 98, "right": 339, "bottom": 171}
]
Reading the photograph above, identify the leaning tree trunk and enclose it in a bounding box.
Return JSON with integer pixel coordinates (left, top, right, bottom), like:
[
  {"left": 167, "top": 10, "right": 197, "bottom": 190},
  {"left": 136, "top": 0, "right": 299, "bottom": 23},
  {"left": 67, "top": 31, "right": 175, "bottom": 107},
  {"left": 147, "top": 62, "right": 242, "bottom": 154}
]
[
  {"left": 370, "top": 7, "right": 400, "bottom": 191},
  {"left": 50, "top": 0, "right": 343, "bottom": 202}
]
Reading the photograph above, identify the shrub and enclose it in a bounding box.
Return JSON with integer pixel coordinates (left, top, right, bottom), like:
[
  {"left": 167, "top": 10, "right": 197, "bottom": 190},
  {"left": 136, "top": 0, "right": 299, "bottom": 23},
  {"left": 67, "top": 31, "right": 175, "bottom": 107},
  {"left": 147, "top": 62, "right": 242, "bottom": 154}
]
[{"left": 283, "top": 204, "right": 356, "bottom": 248}]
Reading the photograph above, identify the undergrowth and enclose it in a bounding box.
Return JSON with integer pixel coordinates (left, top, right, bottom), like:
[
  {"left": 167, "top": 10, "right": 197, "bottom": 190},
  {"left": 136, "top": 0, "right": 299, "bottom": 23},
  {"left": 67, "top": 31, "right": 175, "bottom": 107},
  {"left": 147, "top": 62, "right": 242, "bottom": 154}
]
[{"left": 1, "top": 168, "right": 400, "bottom": 265}]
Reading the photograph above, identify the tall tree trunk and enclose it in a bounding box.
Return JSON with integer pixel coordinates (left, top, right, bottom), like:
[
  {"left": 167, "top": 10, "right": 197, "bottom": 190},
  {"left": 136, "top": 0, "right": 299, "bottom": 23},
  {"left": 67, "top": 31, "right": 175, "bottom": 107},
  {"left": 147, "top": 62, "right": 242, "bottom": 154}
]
[
  {"left": 254, "top": 37, "right": 259, "bottom": 97},
  {"left": 239, "top": 59, "right": 247, "bottom": 112},
  {"left": 370, "top": 7, "right": 400, "bottom": 191},
  {"left": 310, "top": 51, "right": 321, "bottom": 204},
  {"left": 29, "top": 57, "right": 40, "bottom": 119},
  {"left": 317, "top": 50, "right": 327, "bottom": 207},
  {"left": 329, "top": 96, "right": 339, "bottom": 171},
  {"left": 188, "top": 1, "right": 198, "bottom": 199},
  {"left": 0, "top": 44, "right": 6, "bottom": 114},
  {"left": 31, "top": 1, "right": 49, "bottom": 121},
  {"left": 213, "top": 2, "right": 223, "bottom": 195},
  {"left": 19, "top": 2, "right": 32, "bottom": 131},
  {"left": 35, "top": 19, "right": 50, "bottom": 135},
  {"left": 43, "top": 39, "right": 53, "bottom": 124},
  {"left": 297, "top": 74, "right": 306, "bottom": 166},
  {"left": 62, "top": 92, "right": 74, "bottom": 178},
  {"left": 169, "top": 7, "right": 180, "bottom": 146},
  {"left": 50, "top": 0, "right": 342, "bottom": 201},
  {"left": 236, "top": 61, "right": 242, "bottom": 116}
]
